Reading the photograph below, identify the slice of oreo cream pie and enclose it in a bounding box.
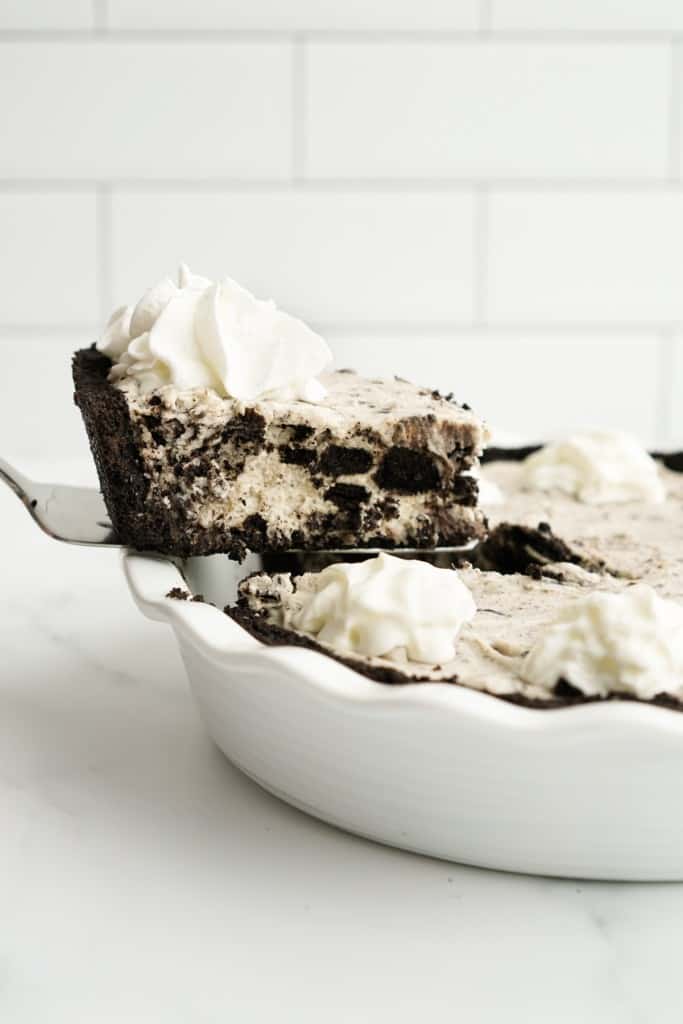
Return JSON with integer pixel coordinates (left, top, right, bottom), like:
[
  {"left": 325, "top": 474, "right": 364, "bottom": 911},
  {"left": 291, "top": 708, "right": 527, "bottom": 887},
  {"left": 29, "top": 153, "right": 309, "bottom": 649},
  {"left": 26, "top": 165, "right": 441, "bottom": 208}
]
[{"left": 74, "top": 266, "right": 488, "bottom": 558}]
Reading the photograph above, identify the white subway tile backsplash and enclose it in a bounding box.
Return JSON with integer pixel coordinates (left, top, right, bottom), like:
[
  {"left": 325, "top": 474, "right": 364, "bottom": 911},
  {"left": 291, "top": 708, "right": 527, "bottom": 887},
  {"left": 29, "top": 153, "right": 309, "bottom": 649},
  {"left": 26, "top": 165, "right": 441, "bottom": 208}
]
[
  {"left": 0, "top": 192, "right": 98, "bottom": 325},
  {"left": 305, "top": 42, "right": 670, "bottom": 180},
  {"left": 493, "top": 0, "right": 683, "bottom": 32},
  {"left": 488, "top": 192, "right": 683, "bottom": 324},
  {"left": 0, "top": 8, "right": 679, "bottom": 455},
  {"left": 0, "top": 333, "right": 95, "bottom": 461},
  {"left": 0, "top": 0, "right": 93, "bottom": 30},
  {"left": 107, "top": 0, "right": 479, "bottom": 31},
  {"left": 328, "top": 331, "right": 661, "bottom": 444},
  {"left": 0, "top": 43, "right": 292, "bottom": 180},
  {"left": 110, "top": 190, "right": 476, "bottom": 323}
]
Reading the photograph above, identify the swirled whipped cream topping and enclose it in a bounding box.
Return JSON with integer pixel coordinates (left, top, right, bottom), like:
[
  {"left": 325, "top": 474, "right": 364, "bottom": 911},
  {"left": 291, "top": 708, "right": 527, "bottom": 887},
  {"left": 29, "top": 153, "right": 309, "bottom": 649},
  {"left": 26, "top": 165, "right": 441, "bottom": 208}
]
[
  {"left": 98, "top": 265, "right": 332, "bottom": 402},
  {"left": 521, "top": 431, "right": 666, "bottom": 504},
  {"left": 285, "top": 552, "right": 476, "bottom": 665},
  {"left": 522, "top": 585, "right": 683, "bottom": 700}
]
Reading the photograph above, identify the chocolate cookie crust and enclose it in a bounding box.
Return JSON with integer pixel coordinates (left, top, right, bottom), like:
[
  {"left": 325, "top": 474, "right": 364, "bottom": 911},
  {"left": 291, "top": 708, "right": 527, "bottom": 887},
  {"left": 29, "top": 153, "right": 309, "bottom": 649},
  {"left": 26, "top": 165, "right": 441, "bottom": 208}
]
[
  {"left": 73, "top": 348, "right": 488, "bottom": 558},
  {"left": 73, "top": 346, "right": 172, "bottom": 551}
]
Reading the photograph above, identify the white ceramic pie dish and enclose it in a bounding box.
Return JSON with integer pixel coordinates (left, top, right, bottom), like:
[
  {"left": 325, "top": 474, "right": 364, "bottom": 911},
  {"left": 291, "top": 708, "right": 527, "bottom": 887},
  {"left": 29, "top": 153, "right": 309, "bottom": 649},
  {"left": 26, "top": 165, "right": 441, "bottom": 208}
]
[{"left": 124, "top": 549, "right": 683, "bottom": 881}]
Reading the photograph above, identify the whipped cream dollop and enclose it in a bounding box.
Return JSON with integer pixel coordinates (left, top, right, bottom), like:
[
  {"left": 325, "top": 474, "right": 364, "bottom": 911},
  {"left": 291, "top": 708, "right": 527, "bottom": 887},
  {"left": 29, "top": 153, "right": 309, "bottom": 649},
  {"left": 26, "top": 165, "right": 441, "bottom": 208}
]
[
  {"left": 98, "top": 265, "right": 332, "bottom": 403},
  {"left": 521, "top": 431, "right": 666, "bottom": 504},
  {"left": 286, "top": 552, "right": 476, "bottom": 665},
  {"left": 522, "top": 585, "right": 683, "bottom": 700}
]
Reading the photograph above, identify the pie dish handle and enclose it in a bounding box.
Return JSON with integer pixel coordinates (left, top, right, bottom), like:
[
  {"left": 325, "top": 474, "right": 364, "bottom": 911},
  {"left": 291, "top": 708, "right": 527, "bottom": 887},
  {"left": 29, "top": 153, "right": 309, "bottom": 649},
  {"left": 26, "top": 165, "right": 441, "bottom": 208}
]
[{"left": 122, "top": 549, "right": 260, "bottom": 651}]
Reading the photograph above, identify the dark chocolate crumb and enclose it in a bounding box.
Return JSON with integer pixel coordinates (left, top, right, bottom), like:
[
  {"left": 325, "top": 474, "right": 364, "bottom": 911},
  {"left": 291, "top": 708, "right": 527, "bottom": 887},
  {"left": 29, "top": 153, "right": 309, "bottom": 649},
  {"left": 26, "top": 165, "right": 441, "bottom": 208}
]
[
  {"left": 378, "top": 495, "right": 400, "bottom": 520},
  {"left": 375, "top": 446, "right": 441, "bottom": 494},
  {"left": 318, "top": 444, "right": 373, "bottom": 477},
  {"left": 221, "top": 410, "right": 266, "bottom": 445},
  {"left": 150, "top": 427, "right": 167, "bottom": 447},
  {"left": 324, "top": 483, "right": 370, "bottom": 507},
  {"left": 473, "top": 522, "right": 606, "bottom": 577},
  {"left": 290, "top": 424, "right": 315, "bottom": 443},
  {"left": 450, "top": 474, "right": 479, "bottom": 506},
  {"left": 278, "top": 445, "right": 316, "bottom": 466},
  {"left": 167, "top": 587, "right": 190, "bottom": 600},
  {"left": 241, "top": 514, "right": 269, "bottom": 547},
  {"left": 554, "top": 678, "right": 585, "bottom": 700}
]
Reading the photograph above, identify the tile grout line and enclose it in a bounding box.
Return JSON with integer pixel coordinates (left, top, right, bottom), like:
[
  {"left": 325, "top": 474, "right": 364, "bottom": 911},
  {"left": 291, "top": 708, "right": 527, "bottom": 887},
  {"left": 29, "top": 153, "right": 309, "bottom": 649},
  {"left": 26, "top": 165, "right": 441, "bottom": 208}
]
[
  {"left": 7, "top": 179, "right": 683, "bottom": 194},
  {"left": 0, "top": 29, "right": 292, "bottom": 43},
  {"left": 473, "top": 186, "right": 489, "bottom": 325},
  {"left": 95, "top": 183, "right": 112, "bottom": 323},
  {"left": 320, "top": 321, "right": 683, "bottom": 335},
  {"left": 670, "top": 41, "right": 681, "bottom": 180},
  {"left": 0, "top": 29, "right": 682, "bottom": 43},
  {"left": 291, "top": 35, "right": 306, "bottom": 182}
]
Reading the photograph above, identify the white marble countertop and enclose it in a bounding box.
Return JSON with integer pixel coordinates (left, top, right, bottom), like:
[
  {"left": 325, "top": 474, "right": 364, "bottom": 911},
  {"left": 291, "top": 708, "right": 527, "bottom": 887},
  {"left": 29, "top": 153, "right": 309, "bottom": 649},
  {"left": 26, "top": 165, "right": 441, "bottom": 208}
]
[{"left": 2, "top": 459, "right": 683, "bottom": 1023}]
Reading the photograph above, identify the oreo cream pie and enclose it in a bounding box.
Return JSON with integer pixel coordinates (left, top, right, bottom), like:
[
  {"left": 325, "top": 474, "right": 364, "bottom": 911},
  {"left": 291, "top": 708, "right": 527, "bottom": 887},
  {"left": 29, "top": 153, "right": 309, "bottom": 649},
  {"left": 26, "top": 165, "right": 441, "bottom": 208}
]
[
  {"left": 229, "top": 551, "right": 683, "bottom": 709},
  {"left": 229, "top": 433, "right": 683, "bottom": 708},
  {"left": 74, "top": 266, "right": 488, "bottom": 558}
]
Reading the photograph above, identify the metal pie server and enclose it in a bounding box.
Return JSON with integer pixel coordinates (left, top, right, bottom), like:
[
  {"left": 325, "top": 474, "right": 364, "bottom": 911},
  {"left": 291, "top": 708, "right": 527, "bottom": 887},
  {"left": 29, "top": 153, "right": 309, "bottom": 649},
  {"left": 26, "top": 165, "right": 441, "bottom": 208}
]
[{"left": 0, "top": 457, "right": 117, "bottom": 546}]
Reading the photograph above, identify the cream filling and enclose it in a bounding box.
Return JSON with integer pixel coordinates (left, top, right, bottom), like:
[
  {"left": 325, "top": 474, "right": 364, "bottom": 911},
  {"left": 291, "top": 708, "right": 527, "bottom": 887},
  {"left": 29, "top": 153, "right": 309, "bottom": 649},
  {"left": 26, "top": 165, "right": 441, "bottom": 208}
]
[
  {"left": 130, "top": 421, "right": 481, "bottom": 542},
  {"left": 200, "top": 452, "right": 476, "bottom": 540},
  {"left": 121, "top": 369, "right": 487, "bottom": 543},
  {"left": 119, "top": 369, "right": 489, "bottom": 451}
]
